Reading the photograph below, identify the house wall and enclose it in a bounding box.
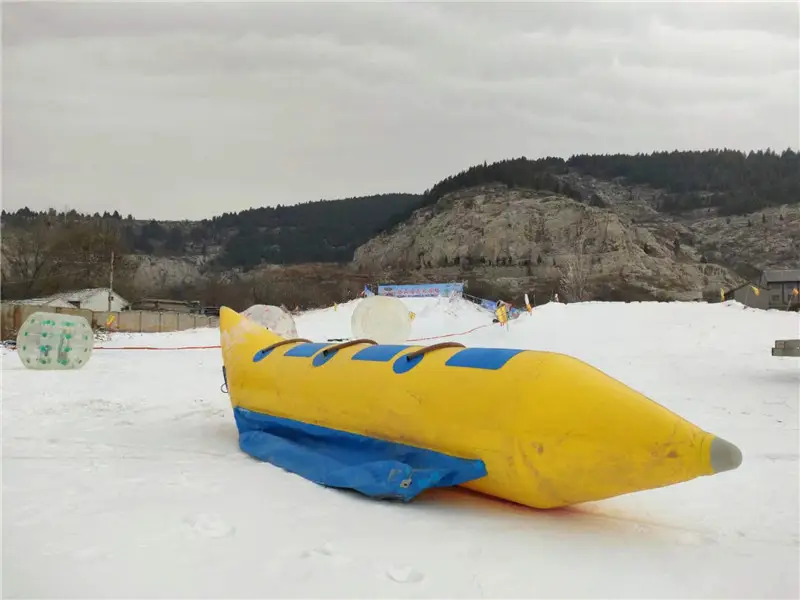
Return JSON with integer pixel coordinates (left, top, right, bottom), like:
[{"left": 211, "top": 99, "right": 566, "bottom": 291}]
[
  {"left": 765, "top": 281, "right": 800, "bottom": 308},
  {"left": 732, "top": 286, "right": 769, "bottom": 310},
  {"left": 80, "top": 291, "right": 129, "bottom": 312}
]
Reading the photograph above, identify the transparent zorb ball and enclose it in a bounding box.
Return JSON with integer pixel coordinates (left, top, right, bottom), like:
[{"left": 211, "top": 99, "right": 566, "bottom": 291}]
[
  {"left": 350, "top": 295, "right": 411, "bottom": 344},
  {"left": 241, "top": 304, "right": 298, "bottom": 338},
  {"left": 16, "top": 311, "right": 94, "bottom": 370}
]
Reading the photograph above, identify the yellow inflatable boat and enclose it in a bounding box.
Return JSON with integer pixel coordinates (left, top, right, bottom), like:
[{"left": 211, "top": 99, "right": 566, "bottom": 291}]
[{"left": 219, "top": 306, "right": 742, "bottom": 509}]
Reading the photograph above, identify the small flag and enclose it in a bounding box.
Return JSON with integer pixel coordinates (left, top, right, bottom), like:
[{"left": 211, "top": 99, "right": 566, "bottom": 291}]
[
  {"left": 334, "top": 303, "right": 338, "bottom": 311},
  {"left": 495, "top": 304, "right": 508, "bottom": 325},
  {"left": 720, "top": 288, "right": 725, "bottom": 301},
  {"left": 105, "top": 314, "right": 116, "bottom": 327},
  {"left": 751, "top": 286, "right": 760, "bottom": 296},
  {"left": 409, "top": 311, "right": 416, "bottom": 321}
]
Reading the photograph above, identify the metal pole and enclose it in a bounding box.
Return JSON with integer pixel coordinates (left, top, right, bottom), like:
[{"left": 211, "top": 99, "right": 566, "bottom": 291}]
[{"left": 108, "top": 251, "right": 114, "bottom": 311}]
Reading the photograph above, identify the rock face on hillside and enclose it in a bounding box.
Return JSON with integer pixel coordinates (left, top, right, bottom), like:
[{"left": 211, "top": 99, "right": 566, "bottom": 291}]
[
  {"left": 130, "top": 255, "right": 208, "bottom": 294},
  {"left": 686, "top": 207, "right": 800, "bottom": 275},
  {"left": 556, "top": 173, "right": 800, "bottom": 275},
  {"left": 352, "top": 182, "right": 772, "bottom": 300}
]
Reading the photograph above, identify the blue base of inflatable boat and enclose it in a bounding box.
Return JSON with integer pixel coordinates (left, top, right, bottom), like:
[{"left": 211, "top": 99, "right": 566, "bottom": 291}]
[{"left": 233, "top": 406, "right": 488, "bottom": 502}]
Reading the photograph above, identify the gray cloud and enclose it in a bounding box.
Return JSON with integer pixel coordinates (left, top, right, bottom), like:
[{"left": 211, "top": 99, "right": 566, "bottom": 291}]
[{"left": 3, "top": 1, "right": 798, "bottom": 220}]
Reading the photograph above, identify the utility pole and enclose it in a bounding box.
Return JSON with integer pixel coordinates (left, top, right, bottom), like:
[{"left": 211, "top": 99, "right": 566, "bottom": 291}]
[{"left": 108, "top": 251, "right": 114, "bottom": 311}]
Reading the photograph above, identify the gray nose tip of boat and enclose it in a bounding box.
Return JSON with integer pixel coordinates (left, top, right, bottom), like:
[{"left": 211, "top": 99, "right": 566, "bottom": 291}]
[{"left": 710, "top": 436, "right": 743, "bottom": 473}]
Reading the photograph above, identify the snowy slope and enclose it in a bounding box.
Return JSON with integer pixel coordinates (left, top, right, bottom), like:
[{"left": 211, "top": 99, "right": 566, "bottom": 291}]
[{"left": 2, "top": 299, "right": 798, "bottom": 599}]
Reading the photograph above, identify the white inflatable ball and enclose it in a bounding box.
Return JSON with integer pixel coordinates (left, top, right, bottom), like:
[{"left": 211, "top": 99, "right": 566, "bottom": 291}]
[
  {"left": 241, "top": 304, "right": 298, "bottom": 338},
  {"left": 351, "top": 295, "right": 412, "bottom": 345},
  {"left": 16, "top": 311, "right": 94, "bottom": 370}
]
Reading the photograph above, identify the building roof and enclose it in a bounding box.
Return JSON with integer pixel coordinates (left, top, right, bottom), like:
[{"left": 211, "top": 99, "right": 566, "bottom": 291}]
[
  {"left": 762, "top": 269, "right": 800, "bottom": 283},
  {"left": 14, "top": 296, "right": 75, "bottom": 308},
  {"left": 23, "top": 288, "right": 129, "bottom": 306}
]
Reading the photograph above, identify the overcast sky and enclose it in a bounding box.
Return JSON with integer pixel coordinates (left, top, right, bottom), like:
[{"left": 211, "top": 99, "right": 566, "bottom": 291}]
[{"left": 3, "top": 1, "right": 798, "bottom": 220}]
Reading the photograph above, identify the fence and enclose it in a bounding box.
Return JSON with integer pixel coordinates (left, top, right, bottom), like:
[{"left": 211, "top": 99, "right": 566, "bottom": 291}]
[{"left": 0, "top": 303, "right": 220, "bottom": 340}]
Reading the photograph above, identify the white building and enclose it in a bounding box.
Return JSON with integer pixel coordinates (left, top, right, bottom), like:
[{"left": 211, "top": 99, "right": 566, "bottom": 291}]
[{"left": 20, "top": 288, "right": 130, "bottom": 312}]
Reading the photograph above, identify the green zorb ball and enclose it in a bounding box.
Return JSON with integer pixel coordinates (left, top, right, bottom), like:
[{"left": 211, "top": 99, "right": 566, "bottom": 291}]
[{"left": 16, "top": 311, "right": 94, "bottom": 370}]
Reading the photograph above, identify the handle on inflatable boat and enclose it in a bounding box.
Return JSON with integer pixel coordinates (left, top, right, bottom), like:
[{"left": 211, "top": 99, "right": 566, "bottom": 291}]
[
  {"left": 257, "top": 338, "right": 313, "bottom": 355},
  {"left": 404, "top": 341, "right": 465, "bottom": 361},
  {"left": 322, "top": 338, "right": 377, "bottom": 355}
]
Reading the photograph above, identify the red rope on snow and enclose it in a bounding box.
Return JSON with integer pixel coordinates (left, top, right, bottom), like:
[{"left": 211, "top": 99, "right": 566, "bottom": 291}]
[
  {"left": 91, "top": 322, "right": 500, "bottom": 351},
  {"left": 94, "top": 345, "right": 221, "bottom": 351},
  {"left": 406, "top": 323, "right": 493, "bottom": 342}
]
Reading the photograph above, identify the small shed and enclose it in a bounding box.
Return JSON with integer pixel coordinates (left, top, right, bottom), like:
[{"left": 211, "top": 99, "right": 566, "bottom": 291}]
[
  {"left": 723, "top": 282, "right": 769, "bottom": 310},
  {"left": 759, "top": 269, "right": 800, "bottom": 309}
]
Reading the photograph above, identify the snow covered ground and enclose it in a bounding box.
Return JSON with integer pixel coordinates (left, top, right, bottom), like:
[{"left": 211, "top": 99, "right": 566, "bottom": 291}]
[{"left": 3, "top": 298, "right": 799, "bottom": 599}]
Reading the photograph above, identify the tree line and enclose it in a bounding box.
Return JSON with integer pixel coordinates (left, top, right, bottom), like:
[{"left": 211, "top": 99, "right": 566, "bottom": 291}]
[
  {"left": 1, "top": 216, "right": 135, "bottom": 301},
  {"left": 2, "top": 193, "right": 424, "bottom": 271},
  {"left": 377, "top": 147, "right": 798, "bottom": 231},
  {"left": 567, "top": 148, "right": 798, "bottom": 215}
]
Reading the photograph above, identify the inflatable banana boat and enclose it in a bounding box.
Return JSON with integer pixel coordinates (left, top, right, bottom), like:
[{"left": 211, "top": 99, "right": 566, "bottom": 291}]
[{"left": 219, "top": 306, "right": 742, "bottom": 509}]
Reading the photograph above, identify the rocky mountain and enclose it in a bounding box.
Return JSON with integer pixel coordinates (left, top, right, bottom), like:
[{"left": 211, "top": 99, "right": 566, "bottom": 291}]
[{"left": 353, "top": 176, "right": 799, "bottom": 301}]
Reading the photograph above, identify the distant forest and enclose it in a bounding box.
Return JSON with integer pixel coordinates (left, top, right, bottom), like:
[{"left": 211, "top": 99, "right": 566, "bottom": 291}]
[
  {"left": 3, "top": 148, "right": 797, "bottom": 270},
  {"left": 389, "top": 147, "right": 799, "bottom": 228}
]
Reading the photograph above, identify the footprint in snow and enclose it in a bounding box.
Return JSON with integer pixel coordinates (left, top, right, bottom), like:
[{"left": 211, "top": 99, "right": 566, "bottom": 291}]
[
  {"left": 182, "top": 513, "right": 236, "bottom": 538},
  {"left": 675, "top": 530, "right": 716, "bottom": 547},
  {"left": 299, "top": 542, "right": 353, "bottom": 567},
  {"left": 386, "top": 564, "right": 425, "bottom": 584}
]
